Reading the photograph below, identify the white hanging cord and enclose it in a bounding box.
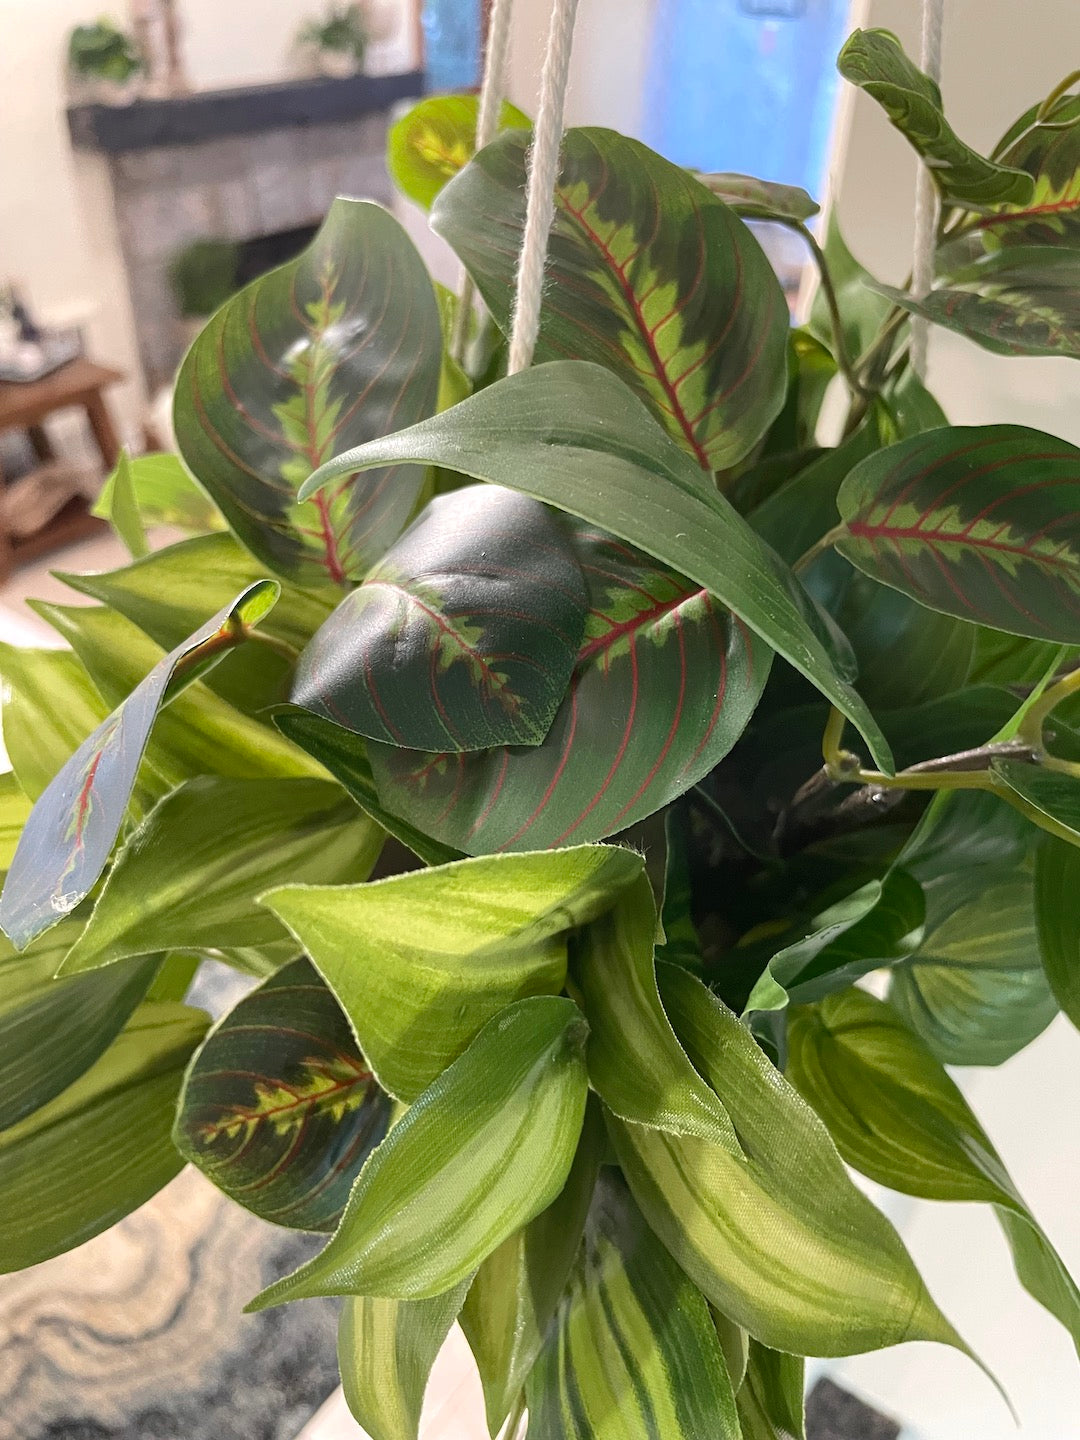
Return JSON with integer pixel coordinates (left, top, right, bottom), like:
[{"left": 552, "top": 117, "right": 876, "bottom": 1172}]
[
  {"left": 911, "top": 0, "right": 945, "bottom": 379},
  {"left": 450, "top": 0, "right": 516, "bottom": 365},
  {"left": 506, "top": 0, "right": 581, "bottom": 374}
]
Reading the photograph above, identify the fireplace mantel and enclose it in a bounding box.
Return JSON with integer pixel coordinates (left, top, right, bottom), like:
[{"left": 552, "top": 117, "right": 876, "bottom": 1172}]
[{"left": 67, "top": 71, "right": 424, "bottom": 153}]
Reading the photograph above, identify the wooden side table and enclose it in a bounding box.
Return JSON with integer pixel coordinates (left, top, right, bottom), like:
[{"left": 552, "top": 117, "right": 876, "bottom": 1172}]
[{"left": 0, "top": 357, "right": 122, "bottom": 579}]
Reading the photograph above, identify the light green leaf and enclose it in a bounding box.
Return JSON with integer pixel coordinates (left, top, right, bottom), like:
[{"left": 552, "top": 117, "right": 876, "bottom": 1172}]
[
  {"left": 1035, "top": 835, "right": 1080, "bottom": 1028},
  {"left": 247, "top": 995, "right": 590, "bottom": 1307},
  {"left": 0, "top": 1001, "right": 208, "bottom": 1271},
  {"left": 95, "top": 448, "right": 148, "bottom": 558},
  {"left": 60, "top": 777, "right": 382, "bottom": 974},
  {"left": 608, "top": 964, "right": 964, "bottom": 1357},
  {"left": 92, "top": 450, "right": 225, "bottom": 537},
  {"left": 265, "top": 844, "right": 641, "bottom": 1101},
  {"left": 388, "top": 93, "right": 530, "bottom": 209},
  {"left": 461, "top": 1099, "right": 603, "bottom": 1434},
  {"left": 571, "top": 871, "right": 740, "bottom": 1147},
  {"left": 525, "top": 1169, "right": 742, "bottom": 1440},
  {"left": 0, "top": 771, "right": 32, "bottom": 870},
  {"left": 339, "top": 1282, "right": 470, "bottom": 1440},
  {"left": 300, "top": 361, "right": 893, "bottom": 771},
  {"left": 788, "top": 988, "right": 1080, "bottom": 1352}
]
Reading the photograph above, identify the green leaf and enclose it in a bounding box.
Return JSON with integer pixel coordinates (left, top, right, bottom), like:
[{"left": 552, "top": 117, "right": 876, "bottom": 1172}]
[
  {"left": 0, "top": 772, "right": 32, "bottom": 870},
  {"left": 0, "top": 919, "right": 160, "bottom": 1128},
  {"left": 744, "top": 870, "right": 925, "bottom": 1015},
  {"left": 572, "top": 871, "right": 740, "bottom": 1146},
  {"left": 433, "top": 127, "right": 789, "bottom": 470},
  {"left": 59, "top": 777, "right": 382, "bottom": 974},
  {"left": 608, "top": 964, "right": 964, "bottom": 1357},
  {"left": 808, "top": 214, "right": 891, "bottom": 369},
  {"left": 693, "top": 170, "right": 819, "bottom": 223},
  {"left": 272, "top": 708, "right": 463, "bottom": 866},
  {"left": 788, "top": 988, "right": 1080, "bottom": 1352},
  {"left": 0, "top": 583, "right": 279, "bottom": 950},
  {"left": 837, "top": 29, "right": 1034, "bottom": 210},
  {"left": 57, "top": 531, "right": 334, "bottom": 715},
  {"left": 174, "top": 957, "right": 392, "bottom": 1232},
  {"left": 994, "top": 759, "right": 1080, "bottom": 845},
  {"left": 173, "top": 198, "right": 442, "bottom": 586},
  {"left": 0, "top": 1001, "right": 208, "bottom": 1271},
  {"left": 367, "top": 516, "right": 771, "bottom": 852},
  {"left": 339, "top": 1281, "right": 470, "bottom": 1440},
  {"left": 264, "top": 844, "right": 641, "bottom": 1100},
  {"left": 300, "top": 361, "right": 893, "bottom": 771},
  {"left": 388, "top": 93, "right": 530, "bottom": 209},
  {"left": 92, "top": 450, "right": 225, "bottom": 536},
  {"left": 876, "top": 250, "right": 1080, "bottom": 359},
  {"left": 525, "top": 1168, "right": 741, "bottom": 1440},
  {"left": 247, "top": 995, "right": 590, "bottom": 1307},
  {"left": 655, "top": 808, "right": 704, "bottom": 974},
  {"left": 1035, "top": 835, "right": 1080, "bottom": 1028},
  {"left": 95, "top": 448, "right": 148, "bottom": 558},
  {"left": 737, "top": 1343, "right": 806, "bottom": 1440},
  {"left": 889, "top": 791, "right": 1057, "bottom": 1065},
  {"left": 292, "top": 486, "right": 588, "bottom": 750},
  {"left": 462, "top": 1099, "right": 603, "bottom": 1434},
  {"left": 836, "top": 424, "right": 1080, "bottom": 642},
  {"left": 0, "top": 646, "right": 121, "bottom": 803}
]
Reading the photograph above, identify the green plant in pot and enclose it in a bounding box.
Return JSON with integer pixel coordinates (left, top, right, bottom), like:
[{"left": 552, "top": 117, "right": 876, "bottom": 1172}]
[
  {"left": 4, "top": 28, "right": 1080, "bottom": 1438},
  {"left": 299, "top": 3, "right": 369, "bottom": 78},
  {"left": 168, "top": 238, "right": 241, "bottom": 330},
  {"left": 67, "top": 16, "right": 144, "bottom": 102}
]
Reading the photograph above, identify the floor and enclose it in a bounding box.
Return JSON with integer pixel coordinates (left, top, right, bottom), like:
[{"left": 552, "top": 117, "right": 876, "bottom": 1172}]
[{"left": 1, "top": 530, "right": 1078, "bottom": 1440}]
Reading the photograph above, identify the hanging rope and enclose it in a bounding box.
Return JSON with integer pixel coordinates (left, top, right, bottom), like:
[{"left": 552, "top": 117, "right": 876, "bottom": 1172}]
[
  {"left": 450, "top": 0, "right": 516, "bottom": 365},
  {"left": 911, "top": 0, "right": 945, "bottom": 378},
  {"left": 507, "top": 0, "right": 580, "bottom": 374}
]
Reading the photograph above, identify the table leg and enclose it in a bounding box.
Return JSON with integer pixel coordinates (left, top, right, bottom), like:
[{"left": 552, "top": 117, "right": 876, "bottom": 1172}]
[
  {"left": 27, "top": 425, "right": 56, "bottom": 462},
  {"left": 0, "top": 456, "right": 14, "bottom": 583},
  {"left": 84, "top": 388, "right": 121, "bottom": 470}
]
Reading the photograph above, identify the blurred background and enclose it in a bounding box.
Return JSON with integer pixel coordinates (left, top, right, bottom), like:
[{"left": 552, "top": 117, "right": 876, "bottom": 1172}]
[{"left": 0, "top": 2, "right": 1078, "bottom": 1438}]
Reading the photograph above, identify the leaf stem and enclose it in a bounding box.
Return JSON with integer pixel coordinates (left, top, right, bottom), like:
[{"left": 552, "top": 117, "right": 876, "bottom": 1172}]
[
  {"left": 1017, "top": 664, "right": 1080, "bottom": 748},
  {"left": 793, "top": 522, "right": 849, "bottom": 576},
  {"left": 794, "top": 222, "right": 874, "bottom": 400}
]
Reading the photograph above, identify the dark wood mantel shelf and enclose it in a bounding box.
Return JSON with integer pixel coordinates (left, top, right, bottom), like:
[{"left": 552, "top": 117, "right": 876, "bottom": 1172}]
[{"left": 67, "top": 70, "right": 424, "bottom": 153}]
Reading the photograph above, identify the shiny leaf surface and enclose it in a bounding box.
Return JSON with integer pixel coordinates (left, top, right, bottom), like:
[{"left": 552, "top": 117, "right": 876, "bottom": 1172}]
[
  {"left": 174, "top": 958, "right": 391, "bottom": 1232},
  {"left": 174, "top": 199, "right": 441, "bottom": 586},
  {"left": 248, "top": 996, "right": 590, "bottom": 1306},
  {"left": 433, "top": 127, "right": 789, "bottom": 470}
]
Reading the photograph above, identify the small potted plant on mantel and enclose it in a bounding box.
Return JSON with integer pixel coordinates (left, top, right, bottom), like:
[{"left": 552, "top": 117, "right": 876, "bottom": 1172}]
[
  {"left": 297, "top": 3, "right": 371, "bottom": 79},
  {"left": 67, "top": 16, "right": 145, "bottom": 105}
]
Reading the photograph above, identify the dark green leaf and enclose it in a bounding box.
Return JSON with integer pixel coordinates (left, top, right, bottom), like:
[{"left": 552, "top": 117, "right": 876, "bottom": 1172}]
[
  {"left": 92, "top": 450, "right": 225, "bottom": 536},
  {"left": 838, "top": 29, "right": 1033, "bottom": 209},
  {"left": 0, "top": 919, "right": 159, "bottom": 1128},
  {"left": 655, "top": 808, "right": 704, "bottom": 974},
  {"left": 60, "top": 777, "right": 382, "bottom": 974},
  {"left": 291, "top": 486, "right": 588, "bottom": 750},
  {"left": 174, "top": 957, "right": 391, "bottom": 1232},
  {"left": 836, "top": 424, "right": 1080, "bottom": 642},
  {"left": 339, "top": 1281, "right": 470, "bottom": 1440},
  {"left": 808, "top": 214, "right": 890, "bottom": 369},
  {"left": 272, "top": 708, "right": 462, "bottom": 866},
  {"left": 367, "top": 516, "right": 770, "bottom": 851},
  {"left": 173, "top": 198, "right": 442, "bottom": 586},
  {"left": 388, "top": 93, "right": 530, "bottom": 209},
  {"left": 248, "top": 995, "right": 590, "bottom": 1306},
  {"left": 0, "top": 1001, "right": 208, "bottom": 1271},
  {"left": 0, "top": 583, "right": 279, "bottom": 950},
  {"left": 462, "top": 1099, "right": 603, "bottom": 1434},
  {"left": 264, "top": 844, "right": 640, "bottom": 1100},
  {"left": 737, "top": 1343, "right": 806, "bottom": 1440},
  {"left": 1035, "top": 835, "right": 1080, "bottom": 1028},
  {"left": 572, "top": 871, "right": 740, "bottom": 1145},
  {"left": 525, "top": 1169, "right": 741, "bottom": 1440},
  {"left": 994, "top": 759, "right": 1080, "bottom": 845},
  {"left": 609, "top": 964, "right": 964, "bottom": 1357},
  {"left": 300, "top": 361, "right": 893, "bottom": 771},
  {"left": 788, "top": 988, "right": 1080, "bottom": 1351},
  {"left": 693, "top": 171, "right": 818, "bottom": 223},
  {"left": 433, "top": 127, "right": 789, "bottom": 470}
]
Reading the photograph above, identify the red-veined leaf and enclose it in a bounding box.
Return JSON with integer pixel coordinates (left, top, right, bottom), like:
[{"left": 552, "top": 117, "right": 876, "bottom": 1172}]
[
  {"left": 693, "top": 171, "right": 818, "bottom": 224},
  {"left": 0, "top": 583, "right": 278, "bottom": 950},
  {"left": 174, "top": 957, "right": 392, "bottom": 1233},
  {"left": 432, "top": 127, "right": 789, "bottom": 470},
  {"left": 291, "top": 486, "right": 588, "bottom": 750},
  {"left": 836, "top": 425, "right": 1080, "bottom": 641},
  {"left": 366, "top": 518, "right": 771, "bottom": 852},
  {"left": 173, "top": 199, "right": 441, "bottom": 587}
]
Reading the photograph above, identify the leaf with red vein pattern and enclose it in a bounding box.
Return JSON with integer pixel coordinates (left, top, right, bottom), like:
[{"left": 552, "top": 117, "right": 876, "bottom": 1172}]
[
  {"left": 291, "top": 486, "right": 587, "bottom": 751},
  {"left": 366, "top": 520, "right": 771, "bottom": 854},
  {"left": 836, "top": 424, "right": 1080, "bottom": 642},
  {"left": 174, "top": 957, "right": 391, "bottom": 1233},
  {"left": 431, "top": 127, "right": 788, "bottom": 471},
  {"left": 0, "top": 582, "right": 278, "bottom": 951},
  {"left": 173, "top": 199, "right": 441, "bottom": 588}
]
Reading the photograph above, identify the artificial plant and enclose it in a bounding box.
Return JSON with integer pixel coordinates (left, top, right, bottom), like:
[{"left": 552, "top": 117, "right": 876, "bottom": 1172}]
[{"left": 3, "top": 28, "right": 1080, "bottom": 1439}]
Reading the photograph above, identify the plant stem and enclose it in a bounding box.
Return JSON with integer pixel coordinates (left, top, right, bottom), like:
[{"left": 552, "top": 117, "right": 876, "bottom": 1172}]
[
  {"left": 1017, "top": 664, "right": 1080, "bottom": 747},
  {"left": 242, "top": 627, "right": 301, "bottom": 663},
  {"left": 793, "top": 522, "right": 849, "bottom": 576},
  {"left": 794, "top": 222, "right": 873, "bottom": 400}
]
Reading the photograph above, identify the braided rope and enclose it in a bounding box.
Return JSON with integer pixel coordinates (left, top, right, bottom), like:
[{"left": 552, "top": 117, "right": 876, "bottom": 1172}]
[{"left": 911, "top": 0, "right": 945, "bottom": 378}]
